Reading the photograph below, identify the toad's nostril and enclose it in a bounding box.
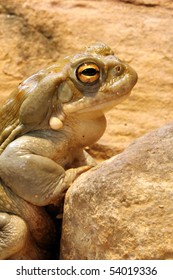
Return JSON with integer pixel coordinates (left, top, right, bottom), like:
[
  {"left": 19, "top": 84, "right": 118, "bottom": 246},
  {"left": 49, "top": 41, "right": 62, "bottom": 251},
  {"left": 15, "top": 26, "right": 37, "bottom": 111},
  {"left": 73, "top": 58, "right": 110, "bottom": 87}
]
[
  {"left": 114, "top": 64, "right": 124, "bottom": 76},
  {"left": 115, "top": 65, "right": 121, "bottom": 72}
]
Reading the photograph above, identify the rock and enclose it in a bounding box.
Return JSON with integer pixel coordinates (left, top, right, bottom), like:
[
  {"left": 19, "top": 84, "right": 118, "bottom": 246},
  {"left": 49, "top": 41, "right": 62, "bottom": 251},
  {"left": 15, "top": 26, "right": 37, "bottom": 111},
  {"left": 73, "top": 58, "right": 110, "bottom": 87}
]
[
  {"left": 0, "top": 0, "right": 173, "bottom": 158},
  {"left": 61, "top": 122, "right": 173, "bottom": 260}
]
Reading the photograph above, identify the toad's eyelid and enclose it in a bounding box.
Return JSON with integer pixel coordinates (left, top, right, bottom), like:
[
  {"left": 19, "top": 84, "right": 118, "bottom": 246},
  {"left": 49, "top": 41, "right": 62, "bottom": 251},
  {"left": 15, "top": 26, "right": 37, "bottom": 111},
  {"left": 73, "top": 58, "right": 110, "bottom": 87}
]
[{"left": 70, "top": 56, "right": 105, "bottom": 69}]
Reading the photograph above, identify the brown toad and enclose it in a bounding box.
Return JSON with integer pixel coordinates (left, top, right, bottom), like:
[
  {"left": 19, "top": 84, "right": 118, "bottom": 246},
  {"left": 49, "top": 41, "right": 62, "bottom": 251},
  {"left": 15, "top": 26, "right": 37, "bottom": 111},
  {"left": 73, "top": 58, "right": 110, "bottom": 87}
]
[{"left": 0, "top": 42, "right": 137, "bottom": 259}]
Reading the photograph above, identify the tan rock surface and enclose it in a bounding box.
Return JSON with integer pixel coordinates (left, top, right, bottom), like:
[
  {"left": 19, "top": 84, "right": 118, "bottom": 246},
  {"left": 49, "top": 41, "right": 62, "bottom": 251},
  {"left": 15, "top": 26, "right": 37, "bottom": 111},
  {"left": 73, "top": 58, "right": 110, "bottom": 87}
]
[
  {"left": 61, "top": 122, "right": 173, "bottom": 260},
  {"left": 0, "top": 0, "right": 173, "bottom": 158}
]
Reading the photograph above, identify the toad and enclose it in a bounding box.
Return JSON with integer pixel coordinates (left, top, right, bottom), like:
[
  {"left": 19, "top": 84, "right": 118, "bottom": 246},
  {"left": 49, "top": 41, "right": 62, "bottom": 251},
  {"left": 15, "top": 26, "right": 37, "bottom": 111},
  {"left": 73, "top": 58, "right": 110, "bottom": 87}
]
[{"left": 0, "top": 42, "right": 137, "bottom": 259}]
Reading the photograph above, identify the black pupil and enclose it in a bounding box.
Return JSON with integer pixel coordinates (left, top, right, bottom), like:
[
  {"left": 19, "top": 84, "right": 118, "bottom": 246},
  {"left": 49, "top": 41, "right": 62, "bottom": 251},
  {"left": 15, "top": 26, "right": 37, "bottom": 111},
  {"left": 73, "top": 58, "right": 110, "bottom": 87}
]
[{"left": 82, "top": 68, "right": 98, "bottom": 76}]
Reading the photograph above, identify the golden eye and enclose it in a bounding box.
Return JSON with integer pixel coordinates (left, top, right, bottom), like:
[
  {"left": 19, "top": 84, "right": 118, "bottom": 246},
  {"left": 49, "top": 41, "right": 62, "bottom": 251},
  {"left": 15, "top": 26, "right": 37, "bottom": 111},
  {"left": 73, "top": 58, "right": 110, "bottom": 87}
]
[{"left": 76, "top": 63, "right": 100, "bottom": 84}]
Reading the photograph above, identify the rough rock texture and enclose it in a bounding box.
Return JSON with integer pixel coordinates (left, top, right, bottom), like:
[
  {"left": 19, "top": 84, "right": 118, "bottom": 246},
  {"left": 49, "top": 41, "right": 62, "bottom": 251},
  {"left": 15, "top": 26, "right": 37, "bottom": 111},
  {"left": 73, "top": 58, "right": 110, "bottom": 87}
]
[
  {"left": 0, "top": 0, "right": 173, "bottom": 159},
  {"left": 61, "top": 122, "right": 173, "bottom": 260}
]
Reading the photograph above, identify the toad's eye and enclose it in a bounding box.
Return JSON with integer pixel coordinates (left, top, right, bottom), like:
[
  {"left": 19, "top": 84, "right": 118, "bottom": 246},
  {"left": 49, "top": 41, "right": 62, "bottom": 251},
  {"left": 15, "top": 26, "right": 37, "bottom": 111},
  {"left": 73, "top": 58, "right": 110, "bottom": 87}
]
[{"left": 76, "top": 63, "right": 100, "bottom": 84}]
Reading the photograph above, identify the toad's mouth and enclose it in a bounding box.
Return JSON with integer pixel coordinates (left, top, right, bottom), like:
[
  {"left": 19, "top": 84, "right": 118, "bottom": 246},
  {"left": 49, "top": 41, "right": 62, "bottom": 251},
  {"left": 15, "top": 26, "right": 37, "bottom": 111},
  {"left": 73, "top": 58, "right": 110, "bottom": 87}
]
[
  {"left": 63, "top": 91, "right": 131, "bottom": 116},
  {"left": 63, "top": 69, "right": 138, "bottom": 116}
]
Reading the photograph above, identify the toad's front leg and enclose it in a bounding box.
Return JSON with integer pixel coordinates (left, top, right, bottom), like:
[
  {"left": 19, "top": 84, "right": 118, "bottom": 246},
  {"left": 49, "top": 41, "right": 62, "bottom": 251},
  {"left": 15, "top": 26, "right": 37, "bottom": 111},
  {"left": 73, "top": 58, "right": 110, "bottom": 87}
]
[{"left": 0, "top": 135, "right": 90, "bottom": 207}]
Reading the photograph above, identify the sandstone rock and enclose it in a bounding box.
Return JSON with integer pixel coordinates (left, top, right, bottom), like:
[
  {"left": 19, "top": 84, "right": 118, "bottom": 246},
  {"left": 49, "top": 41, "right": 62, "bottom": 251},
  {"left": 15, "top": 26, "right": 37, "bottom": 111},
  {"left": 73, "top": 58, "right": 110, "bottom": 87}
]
[
  {"left": 61, "top": 122, "right": 173, "bottom": 260},
  {"left": 0, "top": 0, "right": 173, "bottom": 158}
]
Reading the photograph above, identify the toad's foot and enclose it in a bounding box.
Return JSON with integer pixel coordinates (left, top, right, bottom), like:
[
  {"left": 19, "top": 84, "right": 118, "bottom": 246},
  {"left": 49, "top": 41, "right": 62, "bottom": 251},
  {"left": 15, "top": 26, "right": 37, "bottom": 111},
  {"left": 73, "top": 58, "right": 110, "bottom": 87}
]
[
  {"left": 0, "top": 212, "right": 28, "bottom": 259},
  {"left": 52, "top": 165, "right": 92, "bottom": 206},
  {"left": 0, "top": 212, "right": 54, "bottom": 260}
]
